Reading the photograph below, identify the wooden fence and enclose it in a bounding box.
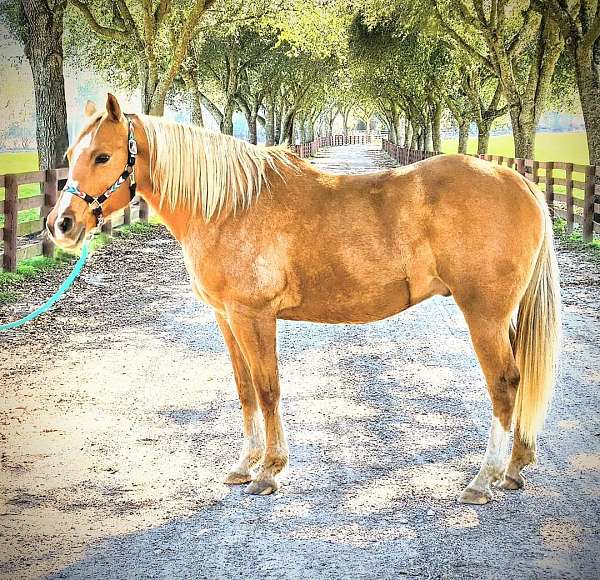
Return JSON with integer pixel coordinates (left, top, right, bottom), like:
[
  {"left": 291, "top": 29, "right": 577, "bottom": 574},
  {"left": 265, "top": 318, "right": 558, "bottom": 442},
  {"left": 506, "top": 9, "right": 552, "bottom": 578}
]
[
  {"left": 1, "top": 168, "right": 148, "bottom": 272},
  {"left": 293, "top": 133, "right": 380, "bottom": 157},
  {"left": 382, "top": 139, "right": 600, "bottom": 242}
]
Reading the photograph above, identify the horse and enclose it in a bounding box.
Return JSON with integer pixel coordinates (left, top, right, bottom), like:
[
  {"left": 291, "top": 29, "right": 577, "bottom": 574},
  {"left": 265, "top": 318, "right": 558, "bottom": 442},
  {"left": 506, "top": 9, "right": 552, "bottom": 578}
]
[{"left": 47, "top": 94, "right": 560, "bottom": 504}]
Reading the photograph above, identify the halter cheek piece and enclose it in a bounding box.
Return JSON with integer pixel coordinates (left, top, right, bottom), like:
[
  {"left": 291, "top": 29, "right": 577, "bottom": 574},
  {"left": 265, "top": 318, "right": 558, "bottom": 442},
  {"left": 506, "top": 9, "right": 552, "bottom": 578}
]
[{"left": 62, "top": 114, "right": 138, "bottom": 228}]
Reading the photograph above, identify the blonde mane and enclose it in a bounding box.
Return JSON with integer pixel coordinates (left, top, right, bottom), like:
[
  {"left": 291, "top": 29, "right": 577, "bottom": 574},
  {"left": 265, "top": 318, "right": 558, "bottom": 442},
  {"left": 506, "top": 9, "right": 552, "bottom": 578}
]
[{"left": 139, "top": 115, "right": 294, "bottom": 220}]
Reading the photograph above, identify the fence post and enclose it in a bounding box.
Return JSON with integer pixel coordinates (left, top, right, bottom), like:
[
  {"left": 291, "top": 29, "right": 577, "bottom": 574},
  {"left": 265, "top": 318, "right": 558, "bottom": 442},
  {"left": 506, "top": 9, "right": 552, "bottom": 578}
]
[
  {"left": 3, "top": 175, "right": 18, "bottom": 272},
  {"left": 583, "top": 165, "right": 596, "bottom": 242},
  {"left": 544, "top": 162, "right": 554, "bottom": 216},
  {"left": 565, "top": 163, "right": 574, "bottom": 234},
  {"left": 515, "top": 158, "right": 525, "bottom": 176},
  {"left": 138, "top": 198, "right": 149, "bottom": 222},
  {"left": 123, "top": 204, "right": 132, "bottom": 226},
  {"left": 532, "top": 160, "right": 540, "bottom": 185},
  {"left": 42, "top": 169, "right": 58, "bottom": 258}
]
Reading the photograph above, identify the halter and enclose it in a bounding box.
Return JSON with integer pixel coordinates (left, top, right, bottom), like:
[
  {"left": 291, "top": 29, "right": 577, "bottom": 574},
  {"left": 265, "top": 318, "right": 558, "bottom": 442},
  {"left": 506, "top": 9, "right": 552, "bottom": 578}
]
[{"left": 62, "top": 115, "right": 138, "bottom": 227}]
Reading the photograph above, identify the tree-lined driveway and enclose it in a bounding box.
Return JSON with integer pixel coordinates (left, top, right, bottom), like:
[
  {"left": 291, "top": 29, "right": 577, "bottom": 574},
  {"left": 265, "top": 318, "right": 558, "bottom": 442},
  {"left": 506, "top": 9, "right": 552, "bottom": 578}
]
[{"left": 1, "top": 146, "right": 599, "bottom": 579}]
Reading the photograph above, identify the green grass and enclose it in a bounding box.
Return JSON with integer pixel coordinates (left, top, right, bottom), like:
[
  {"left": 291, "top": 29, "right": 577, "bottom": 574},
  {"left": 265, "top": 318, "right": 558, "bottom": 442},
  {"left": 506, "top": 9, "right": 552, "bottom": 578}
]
[
  {"left": 553, "top": 217, "right": 600, "bottom": 256},
  {"left": 114, "top": 221, "right": 156, "bottom": 236},
  {"left": 441, "top": 131, "right": 589, "bottom": 164},
  {"left": 0, "top": 151, "right": 39, "bottom": 174},
  {"left": 0, "top": 290, "right": 22, "bottom": 304},
  {"left": 0, "top": 252, "right": 74, "bottom": 287},
  {"left": 0, "top": 151, "right": 41, "bottom": 202}
]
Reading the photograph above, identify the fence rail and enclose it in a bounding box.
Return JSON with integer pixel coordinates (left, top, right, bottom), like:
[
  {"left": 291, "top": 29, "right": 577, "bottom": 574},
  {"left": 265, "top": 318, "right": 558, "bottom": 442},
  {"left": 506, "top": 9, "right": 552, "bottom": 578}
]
[
  {"left": 292, "top": 133, "right": 380, "bottom": 157},
  {"left": 382, "top": 140, "right": 600, "bottom": 242},
  {"left": 1, "top": 168, "right": 148, "bottom": 272}
]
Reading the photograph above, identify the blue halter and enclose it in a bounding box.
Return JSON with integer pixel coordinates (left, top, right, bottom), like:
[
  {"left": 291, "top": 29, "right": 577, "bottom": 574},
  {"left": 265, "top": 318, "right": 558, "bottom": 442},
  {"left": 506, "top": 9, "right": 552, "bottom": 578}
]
[{"left": 62, "top": 115, "right": 138, "bottom": 227}]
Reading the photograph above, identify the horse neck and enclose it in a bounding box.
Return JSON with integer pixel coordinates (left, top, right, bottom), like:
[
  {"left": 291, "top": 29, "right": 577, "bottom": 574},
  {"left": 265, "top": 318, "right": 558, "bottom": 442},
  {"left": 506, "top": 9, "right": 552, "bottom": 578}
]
[{"left": 138, "top": 188, "right": 200, "bottom": 242}]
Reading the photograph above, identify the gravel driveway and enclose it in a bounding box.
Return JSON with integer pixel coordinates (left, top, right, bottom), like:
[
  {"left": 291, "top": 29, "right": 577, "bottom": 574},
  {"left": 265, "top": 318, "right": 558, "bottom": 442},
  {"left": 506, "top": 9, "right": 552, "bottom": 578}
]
[{"left": 1, "top": 145, "right": 599, "bottom": 579}]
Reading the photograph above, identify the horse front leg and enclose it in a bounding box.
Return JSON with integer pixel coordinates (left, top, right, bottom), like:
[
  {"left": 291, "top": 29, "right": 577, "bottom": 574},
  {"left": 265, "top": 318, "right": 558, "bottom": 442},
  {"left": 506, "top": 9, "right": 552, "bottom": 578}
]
[
  {"left": 227, "top": 309, "right": 288, "bottom": 495},
  {"left": 215, "top": 312, "right": 265, "bottom": 484}
]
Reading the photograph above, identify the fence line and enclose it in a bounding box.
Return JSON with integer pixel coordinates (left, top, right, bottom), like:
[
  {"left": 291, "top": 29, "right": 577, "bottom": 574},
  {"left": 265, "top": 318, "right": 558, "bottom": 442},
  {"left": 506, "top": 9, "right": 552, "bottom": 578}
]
[
  {"left": 382, "top": 139, "right": 600, "bottom": 242},
  {"left": 1, "top": 168, "right": 149, "bottom": 272},
  {"left": 292, "top": 133, "right": 380, "bottom": 157}
]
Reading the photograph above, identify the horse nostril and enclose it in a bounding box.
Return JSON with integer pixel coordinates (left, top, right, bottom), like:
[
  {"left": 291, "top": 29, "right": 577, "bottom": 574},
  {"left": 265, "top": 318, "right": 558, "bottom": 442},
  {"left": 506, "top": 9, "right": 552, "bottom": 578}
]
[{"left": 57, "top": 216, "right": 73, "bottom": 234}]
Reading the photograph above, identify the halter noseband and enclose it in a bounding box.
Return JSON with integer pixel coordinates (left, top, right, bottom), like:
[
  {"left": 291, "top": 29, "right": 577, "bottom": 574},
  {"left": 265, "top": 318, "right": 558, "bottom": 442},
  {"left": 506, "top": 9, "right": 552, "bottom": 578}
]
[{"left": 62, "top": 115, "right": 138, "bottom": 227}]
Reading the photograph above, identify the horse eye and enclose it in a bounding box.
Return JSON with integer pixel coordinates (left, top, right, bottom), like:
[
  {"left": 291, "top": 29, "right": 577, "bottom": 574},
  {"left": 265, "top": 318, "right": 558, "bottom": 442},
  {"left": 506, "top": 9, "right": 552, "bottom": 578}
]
[{"left": 95, "top": 154, "right": 110, "bottom": 164}]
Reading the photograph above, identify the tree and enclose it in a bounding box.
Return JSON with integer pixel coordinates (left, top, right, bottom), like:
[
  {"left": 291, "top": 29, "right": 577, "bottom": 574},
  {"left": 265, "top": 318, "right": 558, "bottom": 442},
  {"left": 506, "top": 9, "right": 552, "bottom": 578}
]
[
  {"left": 1, "top": 0, "right": 69, "bottom": 169},
  {"left": 432, "top": 0, "right": 563, "bottom": 158},
  {"left": 541, "top": 0, "right": 600, "bottom": 165},
  {"left": 445, "top": 89, "right": 472, "bottom": 153},
  {"left": 461, "top": 66, "right": 508, "bottom": 154},
  {"left": 68, "top": 0, "right": 216, "bottom": 115}
]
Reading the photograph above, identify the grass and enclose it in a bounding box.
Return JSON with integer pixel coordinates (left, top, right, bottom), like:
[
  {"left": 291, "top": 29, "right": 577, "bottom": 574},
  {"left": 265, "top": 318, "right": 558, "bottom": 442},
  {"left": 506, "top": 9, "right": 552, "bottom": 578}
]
[
  {"left": 0, "top": 151, "right": 41, "bottom": 204},
  {"left": 553, "top": 218, "right": 600, "bottom": 257},
  {"left": 441, "top": 131, "right": 588, "bottom": 164},
  {"left": 0, "top": 252, "right": 74, "bottom": 289}
]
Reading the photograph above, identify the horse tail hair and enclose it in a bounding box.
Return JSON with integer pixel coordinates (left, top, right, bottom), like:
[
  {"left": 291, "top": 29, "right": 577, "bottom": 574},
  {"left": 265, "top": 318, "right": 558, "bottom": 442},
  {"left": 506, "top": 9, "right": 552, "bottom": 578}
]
[{"left": 513, "top": 180, "right": 561, "bottom": 447}]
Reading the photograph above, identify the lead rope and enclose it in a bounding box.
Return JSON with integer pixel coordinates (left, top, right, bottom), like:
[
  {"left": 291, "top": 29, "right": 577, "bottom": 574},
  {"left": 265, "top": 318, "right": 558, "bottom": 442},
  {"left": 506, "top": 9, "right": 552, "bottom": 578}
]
[{"left": 0, "top": 237, "right": 91, "bottom": 331}]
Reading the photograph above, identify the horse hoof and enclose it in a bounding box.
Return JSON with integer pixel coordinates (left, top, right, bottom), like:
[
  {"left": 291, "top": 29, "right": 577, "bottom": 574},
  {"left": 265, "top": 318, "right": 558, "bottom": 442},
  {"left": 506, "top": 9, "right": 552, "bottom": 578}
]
[
  {"left": 245, "top": 478, "right": 279, "bottom": 496},
  {"left": 498, "top": 474, "right": 524, "bottom": 490},
  {"left": 459, "top": 486, "right": 492, "bottom": 505},
  {"left": 223, "top": 471, "right": 253, "bottom": 485}
]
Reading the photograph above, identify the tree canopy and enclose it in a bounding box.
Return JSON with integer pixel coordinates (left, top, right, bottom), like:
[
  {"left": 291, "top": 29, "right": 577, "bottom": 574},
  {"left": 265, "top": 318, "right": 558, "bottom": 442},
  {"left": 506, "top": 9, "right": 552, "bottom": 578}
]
[{"left": 2, "top": 0, "right": 590, "bottom": 162}]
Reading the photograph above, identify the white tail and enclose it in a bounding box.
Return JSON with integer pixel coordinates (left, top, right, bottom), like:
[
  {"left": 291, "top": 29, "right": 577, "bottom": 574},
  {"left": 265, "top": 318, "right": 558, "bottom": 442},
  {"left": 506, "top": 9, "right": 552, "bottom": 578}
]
[{"left": 513, "top": 182, "right": 561, "bottom": 446}]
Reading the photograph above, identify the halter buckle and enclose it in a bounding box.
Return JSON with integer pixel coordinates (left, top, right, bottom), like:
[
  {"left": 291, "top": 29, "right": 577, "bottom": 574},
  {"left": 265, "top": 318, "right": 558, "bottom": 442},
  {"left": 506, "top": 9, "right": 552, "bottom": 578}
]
[{"left": 128, "top": 139, "right": 138, "bottom": 156}]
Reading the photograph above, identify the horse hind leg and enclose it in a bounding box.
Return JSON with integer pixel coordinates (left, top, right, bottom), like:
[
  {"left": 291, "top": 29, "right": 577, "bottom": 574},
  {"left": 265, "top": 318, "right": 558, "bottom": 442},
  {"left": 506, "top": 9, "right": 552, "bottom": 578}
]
[
  {"left": 459, "top": 314, "right": 520, "bottom": 505},
  {"left": 498, "top": 320, "right": 536, "bottom": 490}
]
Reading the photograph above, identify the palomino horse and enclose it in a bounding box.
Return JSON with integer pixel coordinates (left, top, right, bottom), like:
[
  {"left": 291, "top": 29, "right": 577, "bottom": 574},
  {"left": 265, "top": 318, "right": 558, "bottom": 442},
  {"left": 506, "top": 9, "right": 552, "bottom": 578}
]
[{"left": 47, "top": 95, "right": 560, "bottom": 504}]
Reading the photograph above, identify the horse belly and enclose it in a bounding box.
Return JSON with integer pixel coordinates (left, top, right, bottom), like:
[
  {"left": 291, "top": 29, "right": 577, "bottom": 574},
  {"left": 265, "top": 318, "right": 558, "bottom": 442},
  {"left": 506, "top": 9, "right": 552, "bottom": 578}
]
[{"left": 278, "top": 276, "right": 412, "bottom": 324}]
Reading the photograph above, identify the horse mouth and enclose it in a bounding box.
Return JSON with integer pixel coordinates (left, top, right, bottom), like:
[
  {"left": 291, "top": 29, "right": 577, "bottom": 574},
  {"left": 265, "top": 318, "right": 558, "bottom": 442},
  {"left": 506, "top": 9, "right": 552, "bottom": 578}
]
[{"left": 46, "top": 225, "right": 87, "bottom": 251}]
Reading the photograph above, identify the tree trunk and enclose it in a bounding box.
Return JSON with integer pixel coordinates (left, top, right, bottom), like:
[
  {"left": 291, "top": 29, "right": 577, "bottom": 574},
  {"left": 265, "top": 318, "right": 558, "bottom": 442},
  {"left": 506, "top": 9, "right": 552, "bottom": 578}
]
[
  {"left": 21, "top": 0, "right": 69, "bottom": 170},
  {"left": 510, "top": 107, "right": 536, "bottom": 158},
  {"left": 265, "top": 96, "right": 275, "bottom": 146},
  {"left": 221, "top": 100, "right": 235, "bottom": 135},
  {"left": 138, "top": 59, "right": 152, "bottom": 115},
  {"left": 181, "top": 70, "right": 203, "bottom": 127},
  {"left": 574, "top": 41, "right": 600, "bottom": 165},
  {"left": 342, "top": 111, "right": 349, "bottom": 137},
  {"left": 281, "top": 109, "right": 295, "bottom": 144},
  {"left": 476, "top": 120, "right": 491, "bottom": 155},
  {"left": 248, "top": 113, "right": 257, "bottom": 144},
  {"left": 190, "top": 96, "right": 203, "bottom": 127},
  {"left": 458, "top": 120, "right": 469, "bottom": 154},
  {"left": 410, "top": 121, "right": 418, "bottom": 149},
  {"left": 432, "top": 102, "right": 442, "bottom": 152},
  {"left": 405, "top": 118, "right": 412, "bottom": 149},
  {"left": 274, "top": 105, "right": 281, "bottom": 144},
  {"left": 422, "top": 122, "right": 430, "bottom": 151},
  {"left": 394, "top": 115, "right": 403, "bottom": 147},
  {"left": 307, "top": 117, "right": 315, "bottom": 141}
]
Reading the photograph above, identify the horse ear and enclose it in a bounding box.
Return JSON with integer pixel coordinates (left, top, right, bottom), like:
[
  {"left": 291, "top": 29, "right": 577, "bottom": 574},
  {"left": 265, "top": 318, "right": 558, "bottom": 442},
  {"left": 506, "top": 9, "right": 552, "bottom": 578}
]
[
  {"left": 105, "top": 93, "right": 122, "bottom": 122},
  {"left": 84, "top": 100, "right": 97, "bottom": 117}
]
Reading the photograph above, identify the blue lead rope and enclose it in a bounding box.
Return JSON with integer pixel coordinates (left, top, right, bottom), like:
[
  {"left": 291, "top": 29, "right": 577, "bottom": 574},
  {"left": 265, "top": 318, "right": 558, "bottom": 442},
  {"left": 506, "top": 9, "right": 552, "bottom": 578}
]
[{"left": 0, "top": 239, "right": 90, "bottom": 331}]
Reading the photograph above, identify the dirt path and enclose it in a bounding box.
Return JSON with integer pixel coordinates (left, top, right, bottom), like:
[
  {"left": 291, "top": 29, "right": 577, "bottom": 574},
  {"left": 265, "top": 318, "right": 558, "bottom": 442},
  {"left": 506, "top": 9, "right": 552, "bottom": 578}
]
[{"left": 1, "top": 145, "right": 599, "bottom": 579}]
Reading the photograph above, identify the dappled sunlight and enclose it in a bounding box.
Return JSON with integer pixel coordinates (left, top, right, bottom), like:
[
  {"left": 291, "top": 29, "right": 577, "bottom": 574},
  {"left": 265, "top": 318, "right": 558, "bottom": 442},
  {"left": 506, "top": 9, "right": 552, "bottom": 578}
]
[
  {"left": 540, "top": 519, "right": 583, "bottom": 551},
  {"left": 286, "top": 521, "right": 416, "bottom": 548},
  {"left": 393, "top": 425, "right": 453, "bottom": 451},
  {"left": 557, "top": 419, "right": 580, "bottom": 430},
  {"left": 345, "top": 477, "right": 405, "bottom": 515},
  {"left": 0, "top": 326, "right": 236, "bottom": 577},
  {"left": 346, "top": 461, "right": 469, "bottom": 515},
  {"left": 569, "top": 453, "right": 600, "bottom": 472},
  {"left": 443, "top": 507, "right": 480, "bottom": 529}
]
